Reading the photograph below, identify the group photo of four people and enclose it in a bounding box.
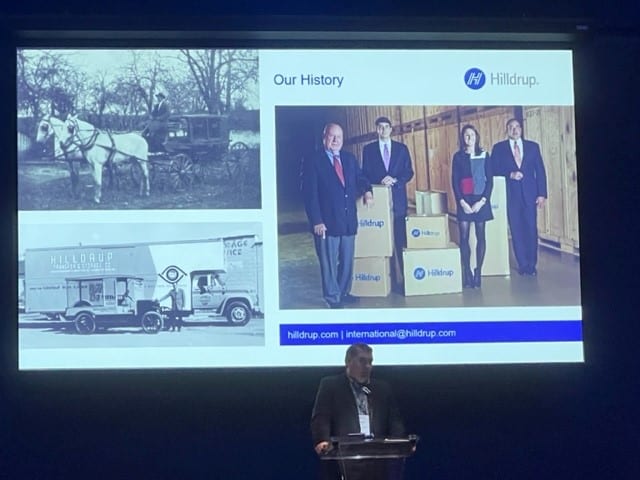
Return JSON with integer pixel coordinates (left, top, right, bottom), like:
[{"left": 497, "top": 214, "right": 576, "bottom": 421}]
[{"left": 302, "top": 116, "right": 547, "bottom": 308}]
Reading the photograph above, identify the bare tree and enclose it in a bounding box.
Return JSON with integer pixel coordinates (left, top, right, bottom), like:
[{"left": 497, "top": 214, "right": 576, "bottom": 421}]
[
  {"left": 163, "top": 74, "right": 201, "bottom": 114},
  {"left": 17, "top": 49, "right": 86, "bottom": 118},
  {"left": 179, "top": 49, "right": 258, "bottom": 114},
  {"left": 87, "top": 71, "right": 113, "bottom": 126},
  {"left": 117, "top": 51, "right": 172, "bottom": 114}
]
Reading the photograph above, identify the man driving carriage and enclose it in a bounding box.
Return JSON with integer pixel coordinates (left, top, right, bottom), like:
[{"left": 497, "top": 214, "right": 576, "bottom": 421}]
[{"left": 143, "top": 91, "right": 171, "bottom": 152}]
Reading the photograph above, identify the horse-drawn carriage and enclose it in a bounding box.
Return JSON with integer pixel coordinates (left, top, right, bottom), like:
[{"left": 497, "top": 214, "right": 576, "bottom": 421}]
[
  {"left": 35, "top": 113, "right": 250, "bottom": 203},
  {"left": 142, "top": 113, "right": 250, "bottom": 191}
]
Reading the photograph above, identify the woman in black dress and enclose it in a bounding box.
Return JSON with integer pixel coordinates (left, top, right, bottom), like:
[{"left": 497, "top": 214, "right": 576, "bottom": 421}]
[{"left": 451, "top": 124, "right": 494, "bottom": 288}]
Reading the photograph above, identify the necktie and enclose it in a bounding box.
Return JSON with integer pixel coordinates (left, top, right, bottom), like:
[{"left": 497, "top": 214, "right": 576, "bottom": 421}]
[
  {"left": 333, "top": 155, "right": 345, "bottom": 186},
  {"left": 513, "top": 142, "right": 522, "bottom": 168},
  {"left": 383, "top": 143, "right": 390, "bottom": 171},
  {"left": 351, "top": 382, "right": 369, "bottom": 415}
]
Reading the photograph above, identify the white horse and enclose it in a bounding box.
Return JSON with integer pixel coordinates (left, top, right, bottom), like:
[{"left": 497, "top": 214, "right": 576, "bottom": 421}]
[
  {"left": 60, "top": 114, "right": 150, "bottom": 203},
  {"left": 36, "top": 115, "right": 86, "bottom": 197}
]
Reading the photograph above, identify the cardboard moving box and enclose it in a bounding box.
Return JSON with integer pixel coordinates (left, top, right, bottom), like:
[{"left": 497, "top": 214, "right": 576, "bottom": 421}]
[
  {"left": 406, "top": 214, "right": 450, "bottom": 249},
  {"left": 355, "top": 185, "right": 393, "bottom": 258},
  {"left": 415, "top": 190, "right": 447, "bottom": 216},
  {"left": 403, "top": 245, "right": 462, "bottom": 296},
  {"left": 351, "top": 257, "right": 391, "bottom": 297}
]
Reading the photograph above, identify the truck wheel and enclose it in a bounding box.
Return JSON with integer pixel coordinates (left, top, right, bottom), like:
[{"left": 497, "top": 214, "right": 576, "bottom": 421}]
[
  {"left": 141, "top": 311, "right": 163, "bottom": 334},
  {"left": 74, "top": 312, "right": 96, "bottom": 334},
  {"left": 225, "top": 302, "right": 251, "bottom": 326}
]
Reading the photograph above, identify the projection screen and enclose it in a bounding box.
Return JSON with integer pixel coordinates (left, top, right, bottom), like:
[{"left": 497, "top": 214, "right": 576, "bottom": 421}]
[{"left": 16, "top": 44, "right": 583, "bottom": 369}]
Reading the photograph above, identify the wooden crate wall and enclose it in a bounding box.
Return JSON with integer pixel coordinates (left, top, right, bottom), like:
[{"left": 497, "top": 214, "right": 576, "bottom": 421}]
[
  {"left": 402, "top": 128, "right": 427, "bottom": 204},
  {"left": 560, "top": 106, "right": 579, "bottom": 249},
  {"left": 425, "top": 106, "right": 456, "bottom": 117},
  {"left": 398, "top": 106, "right": 427, "bottom": 204},
  {"left": 425, "top": 108, "right": 459, "bottom": 212},
  {"left": 523, "top": 106, "right": 579, "bottom": 252}
]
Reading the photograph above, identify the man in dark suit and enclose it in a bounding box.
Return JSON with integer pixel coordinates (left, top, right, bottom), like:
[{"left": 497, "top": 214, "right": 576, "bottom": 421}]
[
  {"left": 491, "top": 118, "right": 548, "bottom": 276},
  {"left": 144, "top": 91, "right": 171, "bottom": 151},
  {"left": 311, "top": 343, "right": 406, "bottom": 480},
  {"left": 362, "top": 117, "right": 414, "bottom": 290},
  {"left": 302, "top": 123, "right": 373, "bottom": 308}
]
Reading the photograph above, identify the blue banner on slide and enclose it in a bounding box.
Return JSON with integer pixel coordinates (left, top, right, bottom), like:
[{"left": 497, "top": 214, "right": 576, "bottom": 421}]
[{"left": 279, "top": 321, "right": 582, "bottom": 345}]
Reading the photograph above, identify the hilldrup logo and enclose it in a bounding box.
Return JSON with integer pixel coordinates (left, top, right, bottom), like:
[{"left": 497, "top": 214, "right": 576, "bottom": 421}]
[
  {"left": 464, "top": 68, "right": 486, "bottom": 90},
  {"left": 411, "top": 228, "right": 441, "bottom": 238},
  {"left": 355, "top": 273, "right": 382, "bottom": 282},
  {"left": 465, "top": 67, "right": 540, "bottom": 89},
  {"left": 413, "top": 266, "right": 455, "bottom": 280},
  {"left": 359, "top": 219, "right": 385, "bottom": 228}
]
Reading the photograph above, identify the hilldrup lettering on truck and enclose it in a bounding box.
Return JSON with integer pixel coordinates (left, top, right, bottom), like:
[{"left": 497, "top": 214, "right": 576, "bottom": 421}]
[{"left": 23, "top": 236, "right": 263, "bottom": 316}]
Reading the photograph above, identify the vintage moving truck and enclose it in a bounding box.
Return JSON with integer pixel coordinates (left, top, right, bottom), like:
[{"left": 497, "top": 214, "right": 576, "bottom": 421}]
[{"left": 23, "top": 235, "right": 263, "bottom": 327}]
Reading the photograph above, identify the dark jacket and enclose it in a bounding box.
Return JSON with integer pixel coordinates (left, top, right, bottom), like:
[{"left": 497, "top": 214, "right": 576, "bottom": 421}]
[
  {"left": 311, "top": 373, "right": 405, "bottom": 447},
  {"left": 302, "top": 150, "right": 372, "bottom": 236},
  {"left": 491, "top": 139, "right": 548, "bottom": 207},
  {"left": 362, "top": 140, "right": 414, "bottom": 218}
]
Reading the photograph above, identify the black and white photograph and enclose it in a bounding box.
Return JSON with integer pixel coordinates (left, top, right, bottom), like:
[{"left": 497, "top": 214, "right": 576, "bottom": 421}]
[
  {"left": 18, "top": 221, "right": 265, "bottom": 351},
  {"left": 17, "top": 49, "right": 261, "bottom": 209}
]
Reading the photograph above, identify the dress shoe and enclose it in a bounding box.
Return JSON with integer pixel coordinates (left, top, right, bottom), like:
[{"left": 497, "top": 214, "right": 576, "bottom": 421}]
[
  {"left": 518, "top": 267, "right": 527, "bottom": 276},
  {"left": 463, "top": 268, "right": 475, "bottom": 288},
  {"left": 341, "top": 294, "right": 359, "bottom": 304},
  {"left": 473, "top": 268, "right": 482, "bottom": 288},
  {"left": 326, "top": 301, "right": 343, "bottom": 309},
  {"left": 528, "top": 267, "right": 537, "bottom": 276}
]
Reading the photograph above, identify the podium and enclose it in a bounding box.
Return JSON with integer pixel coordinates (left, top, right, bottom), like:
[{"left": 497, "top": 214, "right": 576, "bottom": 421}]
[{"left": 321, "top": 435, "right": 418, "bottom": 480}]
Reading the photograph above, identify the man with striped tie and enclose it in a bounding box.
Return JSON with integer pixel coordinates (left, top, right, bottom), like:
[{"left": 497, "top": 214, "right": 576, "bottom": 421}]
[{"left": 491, "top": 118, "right": 548, "bottom": 276}]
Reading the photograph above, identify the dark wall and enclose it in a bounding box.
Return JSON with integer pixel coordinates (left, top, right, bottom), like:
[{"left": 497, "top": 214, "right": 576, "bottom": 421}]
[{"left": 2, "top": 3, "right": 639, "bottom": 479}]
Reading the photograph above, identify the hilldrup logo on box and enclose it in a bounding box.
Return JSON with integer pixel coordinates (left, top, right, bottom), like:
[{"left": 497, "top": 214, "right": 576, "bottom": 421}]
[
  {"left": 359, "top": 219, "right": 385, "bottom": 228},
  {"left": 413, "top": 266, "right": 455, "bottom": 280},
  {"left": 355, "top": 273, "right": 382, "bottom": 282},
  {"left": 464, "top": 67, "right": 539, "bottom": 89},
  {"left": 410, "top": 228, "right": 441, "bottom": 238}
]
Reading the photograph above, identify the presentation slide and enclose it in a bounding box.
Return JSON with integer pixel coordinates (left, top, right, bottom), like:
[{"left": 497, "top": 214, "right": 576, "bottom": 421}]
[{"left": 17, "top": 48, "right": 582, "bottom": 369}]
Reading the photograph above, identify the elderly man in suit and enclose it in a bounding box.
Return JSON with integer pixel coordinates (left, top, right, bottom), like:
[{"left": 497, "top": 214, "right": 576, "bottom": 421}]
[
  {"left": 302, "top": 123, "right": 373, "bottom": 309},
  {"left": 491, "top": 118, "right": 548, "bottom": 276},
  {"left": 362, "top": 116, "right": 414, "bottom": 290}
]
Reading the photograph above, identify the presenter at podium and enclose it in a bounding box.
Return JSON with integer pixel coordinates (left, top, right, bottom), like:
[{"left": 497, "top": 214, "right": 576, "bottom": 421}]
[{"left": 311, "top": 343, "right": 406, "bottom": 480}]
